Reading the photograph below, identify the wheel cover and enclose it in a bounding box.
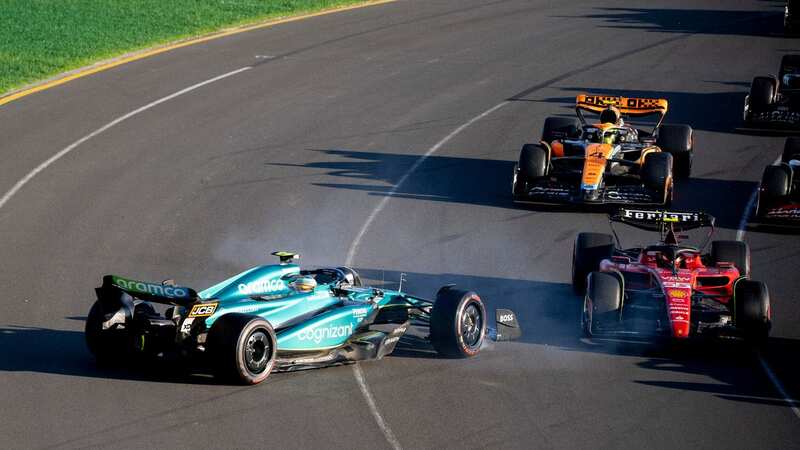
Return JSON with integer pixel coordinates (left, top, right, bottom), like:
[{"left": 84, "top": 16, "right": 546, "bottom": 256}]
[
  {"left": 244, "top": 330, "right": 270, "bottom": 374},
  {"left": 461, "top": 303, "right": 483, "bottom": 349}
]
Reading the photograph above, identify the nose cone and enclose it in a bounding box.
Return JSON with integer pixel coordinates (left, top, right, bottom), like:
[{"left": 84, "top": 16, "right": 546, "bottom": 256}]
[
  {"left": 582, "top": 143, "right": 612, "bottom": 191},
  {"left": 666, "top": 288, "right": 692, "bottom": 339}
]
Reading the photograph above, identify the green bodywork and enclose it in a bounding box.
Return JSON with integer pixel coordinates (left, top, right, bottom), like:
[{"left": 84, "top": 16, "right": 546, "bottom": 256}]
[{"left": 110, "top": 264, "right": 429, "bottom": 352}]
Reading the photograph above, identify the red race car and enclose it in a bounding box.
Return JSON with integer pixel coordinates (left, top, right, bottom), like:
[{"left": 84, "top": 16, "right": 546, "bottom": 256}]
[{"left": 572, "top": 208, "right": 770, "bottom": 342}]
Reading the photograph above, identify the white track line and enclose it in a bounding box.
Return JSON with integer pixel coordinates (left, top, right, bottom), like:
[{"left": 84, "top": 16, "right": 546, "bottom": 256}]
[
  {"left": 0, "top": 66, "right": 251, "bottom": 212},
  {"left": 344, "top": 100, "right": 508, "bottom": 450},
  {"left": 352, "top": 363, "right": 402, "bottom": 450},
  {"left": 758, "top": 352, "right": 800, "bottom": 419},
  {"left": 345, "top": 101, "right": 508, "bottom": 265},
  {"left": 735, "top": 154, "right": 799, "bottom": 420}
]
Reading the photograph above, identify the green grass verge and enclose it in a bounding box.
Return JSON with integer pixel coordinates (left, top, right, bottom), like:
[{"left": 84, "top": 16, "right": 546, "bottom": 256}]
[{"left": 0, "top": 0, "right": 375, "bottom": 95}]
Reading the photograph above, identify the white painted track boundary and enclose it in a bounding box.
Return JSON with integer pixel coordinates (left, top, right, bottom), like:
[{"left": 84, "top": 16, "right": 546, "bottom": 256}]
[{"left": 0, "top": 66, "right": 251, "bottom": 212}]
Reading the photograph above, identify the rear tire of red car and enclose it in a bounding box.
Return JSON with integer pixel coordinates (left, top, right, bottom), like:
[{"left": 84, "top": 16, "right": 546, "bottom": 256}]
[
  {"left": 748, "top": 76, "right": 776, "bottom": 111},
  {"left": 782, "top": 137, "right": 800, "bottom": 163},
  {"left": 541, "top": 116, "right": 580, "bottom": 143},
  {"left": 656, "top": 124, "right": 692, "bottom": 178},
  {"left": 572, "top": 233, "right": 615, "bottom": 295},
  {"left": 711, "top": 241, "right": 751, "bottom": 278},
  {"left": 430, "top": 287, "right": 486, "bottom": 358},
  {"left": 641, "top": 152, "right": 673, "bottom": 204},
  {"left": 207, "top": 313, "right": 277, "bottom": 385},
  {"left": 583, "top": 271, "right": 623, "bottom": 337},
  {"left": 733, "top": 279, "right": 771, "bottom": 343}
]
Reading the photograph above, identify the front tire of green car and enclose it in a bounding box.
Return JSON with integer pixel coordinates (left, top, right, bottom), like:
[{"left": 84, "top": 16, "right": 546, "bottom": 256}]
[
  {"left": 207, "top": 313, "right": 277, "bottom": 385},
  {"left": 430, "top": 287, "right": 486, "bottom": 358}
]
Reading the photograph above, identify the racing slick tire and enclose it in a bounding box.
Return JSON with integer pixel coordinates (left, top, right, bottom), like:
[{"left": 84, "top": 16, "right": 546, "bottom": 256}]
[
  {"left": 207, "top": 313, "right": 277, "bottom": 385},
  {"left": 748, "top": 76, "right": 776, "bottom": 112},
  {"left": 711, "top": 241, "right": 751, "bottom": 279},
  {"left": 582, "top": 271, "right": 623, "bottom": 337},
  {"left": 430, "top": 287, "right": 486, "bottom": 358},
  {"left": 85, "top": 298, "right": 133, "bottom": 364},
  {"left": 518, "top": 144, "right": 548, "bottom": 184},
  {"left": 641, "top": 152, "right": 673, "bottom": 204},
  {"left": 760, "top": 165, "right": 792, "bottom": 203},
  {"left": 782, "top": 137, "right": 800, "bottom": 163},
  {"left": 572, "top": 232, "right": 615, "bottom": 295},
  {"left": 541, "top": 116, "right": 580, "bottom": 143},
  {"left": 656, "top": 124, "right": 692, "bottom": 178},
  {"left": 733, "top": 279, "right": 771, "bottom": 343}
]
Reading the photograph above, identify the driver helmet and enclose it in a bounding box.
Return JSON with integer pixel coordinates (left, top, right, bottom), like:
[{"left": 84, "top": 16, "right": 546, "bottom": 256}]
[
  {"left": 602, "top": 130, "right": 618, "bottom": 145},
  {"left": 599, "top": 106, "right": 622, "bottom": 125},
  {"left": 291, "top": 276, "right": 317, "bottom": 293}
]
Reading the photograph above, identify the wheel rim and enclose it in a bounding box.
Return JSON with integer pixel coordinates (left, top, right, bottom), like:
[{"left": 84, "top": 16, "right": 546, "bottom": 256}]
[
  {"left": 244, "top": 330, "right": 270, "bottom": 374},
  {"left": 461, "top": 303, "right": 483, "bottom": 349}
]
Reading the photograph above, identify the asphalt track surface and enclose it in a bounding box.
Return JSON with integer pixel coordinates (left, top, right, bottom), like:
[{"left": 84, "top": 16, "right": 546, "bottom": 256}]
[{"left": 1, "top": 1, "right": 798, "bottom": 448}]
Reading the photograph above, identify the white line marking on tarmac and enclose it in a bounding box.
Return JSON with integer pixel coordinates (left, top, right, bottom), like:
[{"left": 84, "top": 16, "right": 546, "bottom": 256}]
[
  {"left": 352, "top": 363, "right": 402, "bottom": 450},
  {"left": 758, "top": 353, "right": 800, "bottom": 419},
  {"left": 735, "top": 154, "right": 799, "bottom": 420},
  {"left": 345, "top": 101, "right": 508, "bottom": 264},
  {"left": 0, "top": 66, "right": 252, "bottom": 212},
  {"left": 344, "top": 100, "right": 508, "bottom": 450}
]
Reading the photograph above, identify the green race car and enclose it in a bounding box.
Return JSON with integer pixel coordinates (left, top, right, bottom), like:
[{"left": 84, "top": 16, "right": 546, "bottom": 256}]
[{"left": 85, "top": 252, "right": 520, "bottom": 384}]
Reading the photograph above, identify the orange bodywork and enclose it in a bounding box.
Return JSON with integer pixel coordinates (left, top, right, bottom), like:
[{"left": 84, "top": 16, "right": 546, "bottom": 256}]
[
  {"left": 551, "top": 141, "right": 564, "bottom": 157},
  {"left": 582, "top": 143, "right": 614, "bottom": 187}
]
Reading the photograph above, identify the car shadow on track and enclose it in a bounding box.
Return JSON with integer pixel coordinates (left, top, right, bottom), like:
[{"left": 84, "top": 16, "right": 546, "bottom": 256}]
[
  {"left": 359, "top": 268, "right": 800, "bottom": 411},
  {"left": 278, "top": 148, "right": 757, "bottom": 232},
  {"left": 0, "top": 324, "right": 223, "bottom": 384},
  {"left": 562, "top": 6, "right": 784, "bottom": 38},
  {"left": 274, "top": 148, "right": 517, "bottom": 209}
]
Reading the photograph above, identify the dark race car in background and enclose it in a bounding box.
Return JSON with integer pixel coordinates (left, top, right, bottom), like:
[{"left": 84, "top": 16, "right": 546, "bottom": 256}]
[
  {"left": 512, "top": 94, "right": 693, "bottom": 207},
  {"left": 573, "top": 209, "right": 771, "bottom": 343},
  {"left": 744, "top": 55, "right": 800, "bottom": 130},
  {"left": 755, "top": 137, "right": 800, "bottom": 225}
]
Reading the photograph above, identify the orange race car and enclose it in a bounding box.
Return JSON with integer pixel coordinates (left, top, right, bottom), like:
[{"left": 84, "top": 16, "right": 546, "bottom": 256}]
[{"left": 512, "top": 94, "right": 693, "bottom": 206}]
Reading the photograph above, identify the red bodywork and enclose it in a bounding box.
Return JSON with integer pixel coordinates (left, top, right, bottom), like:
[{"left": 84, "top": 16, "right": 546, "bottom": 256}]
[{"left": 599, "top": 249, "right": 741, "bottom": 339}]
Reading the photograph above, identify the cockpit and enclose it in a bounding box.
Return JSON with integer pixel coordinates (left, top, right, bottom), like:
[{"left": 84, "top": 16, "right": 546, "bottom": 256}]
[
  {"left": 642, "top": 245, "right": 701, "bottom": 271},
  {"left": 582, "top": 125, "right": 634, "bottom": 145}
]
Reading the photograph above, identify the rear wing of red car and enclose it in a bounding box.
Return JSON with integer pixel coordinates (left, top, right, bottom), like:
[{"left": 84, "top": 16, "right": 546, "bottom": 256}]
[
  {"left": 97, "top": 274, "right": 198, "bottom": 307},
  {"left": 611, "top": 208, "right": 715, "bottom": 232}
]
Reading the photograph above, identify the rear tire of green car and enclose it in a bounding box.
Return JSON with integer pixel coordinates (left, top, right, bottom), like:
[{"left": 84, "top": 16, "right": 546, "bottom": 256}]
[
  {"left": 85, "top": 297, "right": 132, "bottom": 365},
  {"left": 208, "top": 313, "right": 277, "bottom": 385}
]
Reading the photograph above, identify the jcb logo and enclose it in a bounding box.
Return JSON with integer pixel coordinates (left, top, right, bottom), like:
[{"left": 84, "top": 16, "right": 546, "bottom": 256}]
[{"left": 188, "top": 303, "right": 218, "bottom": 317}]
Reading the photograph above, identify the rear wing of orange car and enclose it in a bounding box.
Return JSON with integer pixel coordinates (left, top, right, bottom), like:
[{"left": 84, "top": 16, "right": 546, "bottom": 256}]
[{"left": 575, "top": 94, "right": 668, "bottom": 128}]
